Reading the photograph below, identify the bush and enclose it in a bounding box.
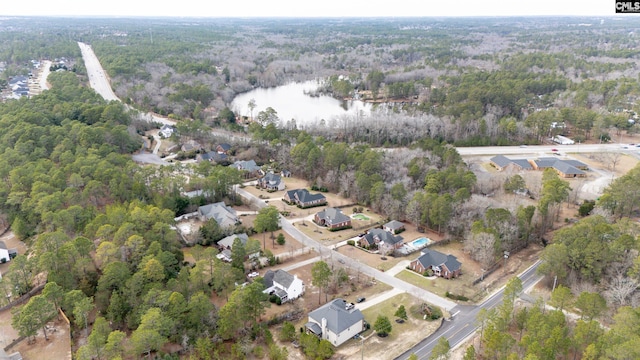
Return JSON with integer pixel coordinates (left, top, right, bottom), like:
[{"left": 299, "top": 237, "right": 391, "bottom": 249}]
[
  {"left": 445, "top": 291, "right": 469, "bottom": 301},
  {"left": 347, "top": 240, "right": 355, "bottom": 246},
  {"left": 578, "top": 200, "right": 596, "bottom": 217}
]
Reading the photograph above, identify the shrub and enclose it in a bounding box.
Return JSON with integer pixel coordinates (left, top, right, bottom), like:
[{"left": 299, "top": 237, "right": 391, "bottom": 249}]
[
  {"left": 445, "top": 292, "right": 469, "bottom": 301},
  {"left": 347, "top": 240, "right": 355, "bottom": 246}
]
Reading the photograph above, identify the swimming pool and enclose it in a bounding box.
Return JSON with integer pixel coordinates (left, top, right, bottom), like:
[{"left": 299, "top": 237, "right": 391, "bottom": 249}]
[{"left": 410, "top": 237, "right": 431, "bottom": 248}]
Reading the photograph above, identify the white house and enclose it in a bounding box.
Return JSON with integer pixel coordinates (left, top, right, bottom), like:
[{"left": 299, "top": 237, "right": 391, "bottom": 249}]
[
  {"left": 262, "top": 269, "right": 305, "bottom": 303},
  {"left": 159, "top": 124, "right": 175, "bottom": 138},
  {"left": 305, "top": 298, "right": 364, "bottom": 347},
  {"left": 0, "top": 241, "right": 16, "bottom": 263}
]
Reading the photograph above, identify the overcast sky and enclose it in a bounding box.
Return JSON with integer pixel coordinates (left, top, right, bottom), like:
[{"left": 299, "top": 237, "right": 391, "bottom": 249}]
[{"left": 0, "top": 0, "right": 617, "bottom": 18}]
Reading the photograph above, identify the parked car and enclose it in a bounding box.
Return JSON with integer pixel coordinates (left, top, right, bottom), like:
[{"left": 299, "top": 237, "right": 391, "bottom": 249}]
[
  {"left": 356, "top": 296, "right": 366, "bottom": 303},
  {"left": 247, "top": 271, "right": 259, "bottom": 278}
]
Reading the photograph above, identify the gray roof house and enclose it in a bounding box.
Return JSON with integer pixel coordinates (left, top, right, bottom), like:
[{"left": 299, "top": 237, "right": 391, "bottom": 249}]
[
  {"left": 283, "top": 189, "right": 327, "bottom": 208},
  {"left": 198, "top": 202, "right": 239, "bottom": 228},
  {"left": 489, "top": 155, "right": 513, "bottom": 170},
  {"left": 533, "top": 157, "right": 586, "bottom": 178},
  {"left": 490, "top": 155, "right": 532, "bottom": 171},
  {"left": 410, "top": 249, "right": 462, "bottom": 279},
  {"left": 262, "top": 269, "right": 305, "bottom": 303},
  {"left": 359, "top": 228, "right": 404, "bottom": 254},
  {"left": 383, "top": 220, "right": 405, "bottom": 234},
  {"left": 314, "top": 208, "right": 352, "bottom": 229},
  {"left": 306, "top": 298, "right": 364, "bottom": 347},
  {"left": 257, "top": 173, "right": 286, "bottom": 191},
  {"left": 217, "top": 233, "right": 249, "bottom": 250}
]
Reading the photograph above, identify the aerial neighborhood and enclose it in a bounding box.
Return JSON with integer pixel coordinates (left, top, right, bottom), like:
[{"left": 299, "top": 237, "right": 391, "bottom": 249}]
[{"left": 1, "top": 15, "right": 639, "bottom": 360}]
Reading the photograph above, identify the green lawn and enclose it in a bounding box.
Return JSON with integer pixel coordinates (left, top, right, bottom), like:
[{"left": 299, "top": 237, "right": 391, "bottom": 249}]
[{"left": 395, "top": 269, "right": 475, "bottom": 301}]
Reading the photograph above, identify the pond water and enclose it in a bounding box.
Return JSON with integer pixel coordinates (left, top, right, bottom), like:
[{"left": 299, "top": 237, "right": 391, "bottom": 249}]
[{"left": 230, "top": 80, "right": 372, "bottom": 127}]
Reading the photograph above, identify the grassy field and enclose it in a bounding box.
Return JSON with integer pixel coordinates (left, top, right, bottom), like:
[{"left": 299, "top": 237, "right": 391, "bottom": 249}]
[{"left": 396, "top": 269, "right": 476, "bottom": 301}]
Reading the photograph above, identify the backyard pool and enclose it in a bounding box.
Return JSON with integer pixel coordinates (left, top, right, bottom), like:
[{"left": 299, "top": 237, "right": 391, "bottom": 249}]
[
  {"left": 351, "top": 213, "right": 370, "bottom": 221},
  {"left": 410, "top": 237, "right": 432, "bottom": 248}
]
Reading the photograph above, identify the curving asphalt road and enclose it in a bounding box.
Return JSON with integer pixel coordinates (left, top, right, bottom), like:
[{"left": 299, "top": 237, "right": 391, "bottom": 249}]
[{"left": 394, "top": 261, "right": 543, "bottom": 360}]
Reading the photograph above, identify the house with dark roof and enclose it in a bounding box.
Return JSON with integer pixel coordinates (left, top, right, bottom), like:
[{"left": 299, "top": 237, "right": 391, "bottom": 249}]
[
  {"left": 257, "top": 173, "right": 285, "bottom": 191},
  {"left": 358, "top": 228, "right": 404, "bottom": 254},
  {"left": 532, "top": 157, "right": 586, "bottom": 178},
  {"left": 196, "top": 151, "right": 228, "bottom": 163},
  {"left": 216, "top": 143, "right": 232, "bottom": 154},
  {"left": 489, "top": 155, "right": 513, "bottom": 171},
  {"left": 305, "top": 298, "right": 364, "bottom": 347},
  {"left": 383, "top": 220, "right": 405, "bottom": 234},
  {"left": 410, "top": 249, "right": 462, "bottom": 279},
  {"left": 283, "top": 189, "right": 327, "bottom": 208},
  {"left": 314, "top": 208, "right": 351, "bottom": 229},
  {"left": 198, "top": 202, "right": 239, "bottom": 228},
  {"left": 489, "top": 155, "right": 533, "bottom": 171},
  {"left": 262, "top": 269, "right": 305, "bottom": 303}
]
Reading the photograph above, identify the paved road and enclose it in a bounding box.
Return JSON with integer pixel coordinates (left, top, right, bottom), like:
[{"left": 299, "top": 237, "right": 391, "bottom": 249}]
[
  {"left": 78, "top": 42, "right": 119, "bottom": 102},
  {"left": 455, "top": 143, "right": 638, "bottom": 156},
  {"left": 394, "top": 260, "right": 543, "bottom": 360},
  {"left": 39, "top": 60, "right": 52, "bottom": 91}
]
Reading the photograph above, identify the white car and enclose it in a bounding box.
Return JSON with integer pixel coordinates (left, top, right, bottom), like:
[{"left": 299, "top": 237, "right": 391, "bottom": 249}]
[{"left": 248, "top": 272, "right": 259, "bottom": 278}]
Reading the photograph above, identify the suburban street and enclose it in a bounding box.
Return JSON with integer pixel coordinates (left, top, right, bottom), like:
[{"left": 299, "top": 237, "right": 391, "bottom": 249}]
[{"left": 234, "top": 186, "right": 459, "bottom": 311}]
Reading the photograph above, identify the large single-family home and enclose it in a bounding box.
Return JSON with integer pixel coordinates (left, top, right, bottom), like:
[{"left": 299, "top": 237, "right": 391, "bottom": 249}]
[
  {"left": 216, "top": 143, "right": 232, "bottom": 154},
  {"left": 217, "top": 233, "right": 249, "bottom": 250},
  {"left": 196, "top": 151, "right": 228, "bottom": 163},
  {"left": 181, "top": 140, "right": 202, "bottom": 152},
  {"left": 198, "top": 202, "right": 239, "bottom": 229},
  {"left": 217, "top": 233, "right": 260, "bottom": 260},
  {"left": 262, "top": 269, "right": 305, "bottom": 303},
  {"left": 410, "top": 249, "right": 462, "bottom": 279},
  {"left": 358, "top": 228, "right": 404, "bottom": 254},
  {"left": 257, "top": 173, "right": 286, "bottom": 191},
  {"left": 159, "top": 124, "right": 175, "bottom": 138},
  {"left": 314, "top": 208, "right": 351, "bottom": 229},
  {"left": 283, "top": 189, "right": 327, "bottom": 208},
  {"left": 305, "top": 298, "right": 364, "bottom": 347},
  {"left": 383, "top": 220, "right": 405, "bottom": 234},
  {"left": 231, "top": 160, "right": 263, "bottom": 178},
  {"left": 0, "top": 241, "right": 17, "bottom": 263}
]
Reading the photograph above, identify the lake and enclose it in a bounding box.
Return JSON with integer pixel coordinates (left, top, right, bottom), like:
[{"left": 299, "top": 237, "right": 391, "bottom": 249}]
[{"left": 230, "top": 80, "right": 372, "bottom": 127}]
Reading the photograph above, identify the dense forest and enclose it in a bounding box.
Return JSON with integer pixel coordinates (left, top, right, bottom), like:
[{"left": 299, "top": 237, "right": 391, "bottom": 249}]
[
  {"left": 3, "top": 17, "right": 640, "bottom": 146},
  {"left": 1, "top": 16, "right": 640, "bottom": 359}
]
